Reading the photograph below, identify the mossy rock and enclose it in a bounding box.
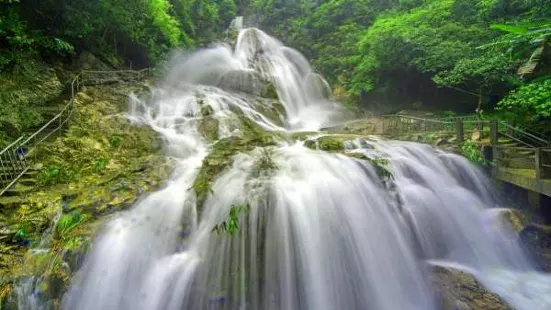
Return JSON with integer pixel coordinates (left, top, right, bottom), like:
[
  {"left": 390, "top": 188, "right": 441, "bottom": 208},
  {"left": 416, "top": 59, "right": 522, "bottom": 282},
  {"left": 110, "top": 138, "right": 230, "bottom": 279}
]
[
  {"left": 303, "top": 135, "right": 351, "bottom": 152},
  {"left": 261, "top": 81, "right": 278, "bottom": 100},
  {"left": 344, "top": 152, "right": 393, "bottom": 180},
  {"left": 253, "top": 99, "right": 285, "bottom": 127},
  {"left": 200, "top": 104, "right": 214, "bottom": 117},
  {"left": 193, "top": 117, "right": 280, "bottom": 213},
  {"left": 431, "top": 265, "right": 513, "bottom": 310},
  {"left": 197, "top": 117, "right": 220, "bottom": 142},
  {"left": 0, "top": 82, "right": 173, "bottom": 306}
]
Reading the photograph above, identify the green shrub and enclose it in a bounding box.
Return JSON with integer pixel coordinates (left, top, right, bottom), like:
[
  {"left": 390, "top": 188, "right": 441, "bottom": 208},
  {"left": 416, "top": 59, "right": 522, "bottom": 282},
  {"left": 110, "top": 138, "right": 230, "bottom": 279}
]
[
  {"left": 460, "top": 140, "right": 488, "bottom": 165},
  {"left": 56, "top": 210, "right": 85, "bottom": 237},
  {"left": 93, "top": 157, "right": 109, "bottom": 173},
  {"left": 110, "top": 135, "right": 122, "bottom": 148}
]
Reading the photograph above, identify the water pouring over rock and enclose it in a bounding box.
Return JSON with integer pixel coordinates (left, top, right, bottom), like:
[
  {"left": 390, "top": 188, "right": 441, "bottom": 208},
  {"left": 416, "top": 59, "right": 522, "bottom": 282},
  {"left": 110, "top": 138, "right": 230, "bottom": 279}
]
[{"left": 55, "top": 28, "right": 551, "bottom": 310}]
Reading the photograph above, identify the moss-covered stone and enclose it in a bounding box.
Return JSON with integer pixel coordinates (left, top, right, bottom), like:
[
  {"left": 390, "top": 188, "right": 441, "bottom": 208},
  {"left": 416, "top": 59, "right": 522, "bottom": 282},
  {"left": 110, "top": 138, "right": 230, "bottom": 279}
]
[
  {"left": 253, "top": 99, "right": 285, "bottom": 127},
  {"left": 261, "top": 81, "right": 278, "bottom": 100},
  {"left": 193, "top": 116, "right": 280, "bottom": 213},
  {"left": 344, "top": 152, "right": 393, "bottom": 180},
  {"left": 197, "top": 117, "right": 220, "bottom": 142},
  {"left": 303, "top": 135, "right": 348, "bottom": 152},
  {"left": 200, "top": 104, "right": 214, "bottom": 117},
  {"left": 431, "top": 265, "right": 513, "bottom": 310}
]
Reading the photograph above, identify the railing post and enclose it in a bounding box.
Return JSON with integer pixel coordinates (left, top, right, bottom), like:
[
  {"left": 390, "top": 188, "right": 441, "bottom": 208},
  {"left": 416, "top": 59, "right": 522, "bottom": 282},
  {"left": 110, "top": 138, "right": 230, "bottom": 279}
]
[
  {"left": 489, "top": 120, "right": 498, "bottom": 146},
  {"left": 477, "top": 121, "right": 483, "bottom": 141},
  {"left": 455, "top": 120, "right": 464, "bottom": 144},
  {"left": 507, "top": 120, "right": 515, "bottom": 137},
  {"left": 536, "top": 148, "right": 544, "bottom": 180},
  {"left": 493, "top": 146, "right": 501, "bottom": 168},
  {"left": 0, "top": 154, "right": 7, "bottom": 186}
]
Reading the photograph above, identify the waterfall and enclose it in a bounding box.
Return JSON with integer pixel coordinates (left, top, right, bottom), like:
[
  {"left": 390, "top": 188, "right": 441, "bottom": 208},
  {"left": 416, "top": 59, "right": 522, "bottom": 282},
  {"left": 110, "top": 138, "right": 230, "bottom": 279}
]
[{"left": 57, "top": 28, "right": 551, "bottom": 310}]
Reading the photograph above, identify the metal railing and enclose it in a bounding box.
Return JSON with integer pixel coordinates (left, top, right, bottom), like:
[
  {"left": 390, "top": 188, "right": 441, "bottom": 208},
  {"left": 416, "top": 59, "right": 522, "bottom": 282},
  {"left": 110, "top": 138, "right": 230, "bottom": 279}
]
[
  {"left": 0, "top": 68, "right": 151, "bottom": 196},
  {"left": 380, "top": 114, "right": 551, "bottom": 180},
  {"left": 381, "top": 115, "right": 455, "bottom": 135}
]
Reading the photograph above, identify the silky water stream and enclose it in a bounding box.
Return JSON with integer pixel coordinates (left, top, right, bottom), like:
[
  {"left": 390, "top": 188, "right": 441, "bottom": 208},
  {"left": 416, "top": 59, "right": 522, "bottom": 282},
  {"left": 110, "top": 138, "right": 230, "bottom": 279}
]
[{"left": 26, "top": 28, "right": 551, "bottom": 310}]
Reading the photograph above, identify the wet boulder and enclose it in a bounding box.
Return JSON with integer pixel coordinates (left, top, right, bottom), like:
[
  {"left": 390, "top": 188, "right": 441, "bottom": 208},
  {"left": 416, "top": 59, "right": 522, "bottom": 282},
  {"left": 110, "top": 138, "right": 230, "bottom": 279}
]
[
  {"left": 218, "top": 69, "right": 279, "bottom": 100},
  {"left": 519, "top": 223, "right": 551, "bottom": 272},
  {"left": 493, "top": 209, "right": 530, "bottom": 234},
  {"left": 430, "top": 265, "right": 514, "bottom": 310}
]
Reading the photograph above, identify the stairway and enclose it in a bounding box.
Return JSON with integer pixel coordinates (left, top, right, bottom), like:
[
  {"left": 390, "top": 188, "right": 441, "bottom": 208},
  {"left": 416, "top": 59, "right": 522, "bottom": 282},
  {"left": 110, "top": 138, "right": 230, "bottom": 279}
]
[
  {"left": 0, "top": 162, "right": 39, "bottom": 197},
  {"left": 496, "top": 137, "right": 538, "bottom": 169}
]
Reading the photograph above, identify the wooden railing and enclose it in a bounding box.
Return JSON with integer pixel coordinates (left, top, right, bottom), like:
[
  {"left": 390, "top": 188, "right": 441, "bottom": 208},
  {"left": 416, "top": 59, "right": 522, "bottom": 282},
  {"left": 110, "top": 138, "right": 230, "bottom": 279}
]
[
  {"left": 0, "top": 68, "right": 151, "bottom": 196},
  {"left": 381, "top": 114, "right": 551, "bottom": 180}
]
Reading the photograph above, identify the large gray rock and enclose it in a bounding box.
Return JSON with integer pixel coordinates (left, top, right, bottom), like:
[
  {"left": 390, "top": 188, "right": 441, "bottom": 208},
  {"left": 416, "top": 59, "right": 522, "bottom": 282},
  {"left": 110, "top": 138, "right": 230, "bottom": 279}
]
[
  {"left": 217, "top": 69, "right": 263, "bottom": 96},
  {"left": 217, "top": 69, "right": 277, "bottom": 99},
  {"left": 430, "top": 265, "right": 514, "bottom": 310}
]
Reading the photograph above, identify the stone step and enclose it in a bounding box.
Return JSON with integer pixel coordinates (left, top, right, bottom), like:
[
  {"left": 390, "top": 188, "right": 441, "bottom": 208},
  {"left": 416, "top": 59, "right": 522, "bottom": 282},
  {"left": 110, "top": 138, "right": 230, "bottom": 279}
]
[
  {"left": 501, "top": 150, "right": 535, "bottom": 157},
  {"left": 2, "top": 184, "right": 34, "bottom": 197},
  {"left": 498, "top": 142, "right": 521, "bottom": 147},
  {"left": 18, "top": 177, "right": 37, "bottom": 186},
  {"left": 0, "top": 195, "right": 25, "bottom": 209}
]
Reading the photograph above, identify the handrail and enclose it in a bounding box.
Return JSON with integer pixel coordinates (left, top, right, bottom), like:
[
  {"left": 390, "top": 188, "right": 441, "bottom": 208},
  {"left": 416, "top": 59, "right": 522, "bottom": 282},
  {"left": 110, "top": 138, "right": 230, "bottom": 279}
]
[
  {"left": 500, "top": 122, "right": 549, "bottom": 147},
  {"left": 395, "top": 115, "right": 451, "bottom": 124},
  {"left": 380, "top": 113, "right": 551, "bottom": 180},
  {"left": 0, "top": 136, "right": 25, "bottom": 157},
  {"left": 492, "top": 146, "right": 539, "bottom": 151},
  {"left": 0, "top": 68, "right": 151, "bottom": 195}
]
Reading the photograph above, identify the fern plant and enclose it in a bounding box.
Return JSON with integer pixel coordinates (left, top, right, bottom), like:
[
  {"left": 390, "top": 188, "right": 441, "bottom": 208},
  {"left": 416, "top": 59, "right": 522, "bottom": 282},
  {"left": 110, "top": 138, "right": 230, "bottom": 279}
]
[
  {"left": 56, "top": 210, "right": 86, "bottom": 238},
  {"left": 212, "top": 204, "right": 250, "bottom": 235}
]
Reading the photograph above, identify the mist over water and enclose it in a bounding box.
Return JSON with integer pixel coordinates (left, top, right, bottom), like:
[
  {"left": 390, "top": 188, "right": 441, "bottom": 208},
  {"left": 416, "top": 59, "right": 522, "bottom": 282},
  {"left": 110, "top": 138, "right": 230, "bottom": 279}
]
[{"left": 49, "top": 28, "right": 551, "bottom": 310}]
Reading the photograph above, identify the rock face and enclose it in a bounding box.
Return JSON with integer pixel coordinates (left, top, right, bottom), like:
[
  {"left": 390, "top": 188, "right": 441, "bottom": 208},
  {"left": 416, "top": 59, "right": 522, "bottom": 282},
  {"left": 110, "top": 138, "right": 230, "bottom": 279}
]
[
  {"left": 218, "top": 69, "right": 265, "bottom": 96},
  {"left": 217, "top": 69, "right": 278, "bottom": 99},
  {"left": 0, "top": 82, "right": 172, "bottom": 308},
  {"left": 494, "top": 208, "right": 530, "bottom": 234},
  {"left": 0, "top": 64, "right": 64, "bottom": 140},
  {"left": 430, "top": 265, "right": 514, "bottom": 310}
]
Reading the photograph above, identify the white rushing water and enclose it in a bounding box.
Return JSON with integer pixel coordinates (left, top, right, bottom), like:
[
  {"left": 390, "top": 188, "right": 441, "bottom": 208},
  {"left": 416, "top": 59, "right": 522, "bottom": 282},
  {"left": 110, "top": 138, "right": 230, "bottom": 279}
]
[{"left": 55, "top": 28, "right": 551, "bottom": 310}]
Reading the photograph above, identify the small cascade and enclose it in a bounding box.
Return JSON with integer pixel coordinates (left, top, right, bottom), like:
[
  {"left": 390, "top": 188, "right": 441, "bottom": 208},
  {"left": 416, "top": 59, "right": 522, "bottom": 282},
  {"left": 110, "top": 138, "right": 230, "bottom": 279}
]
[
  {"left": 16, "top": 208, "right": 64, "bottom": 310},
  {"left": 54, "top": 27, "right": 551, "bottom": 310}
]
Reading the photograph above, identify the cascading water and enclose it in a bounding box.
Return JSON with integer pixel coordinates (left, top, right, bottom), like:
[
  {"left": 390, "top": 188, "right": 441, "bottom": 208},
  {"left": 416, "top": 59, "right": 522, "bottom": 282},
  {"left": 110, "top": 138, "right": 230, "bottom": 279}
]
[{"left": 56, "top": 28, "right": 551, "bottom": 310}]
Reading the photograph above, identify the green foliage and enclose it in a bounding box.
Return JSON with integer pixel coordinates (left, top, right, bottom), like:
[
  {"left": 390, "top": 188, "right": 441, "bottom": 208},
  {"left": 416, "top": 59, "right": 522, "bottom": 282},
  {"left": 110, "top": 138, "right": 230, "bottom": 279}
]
[
  {"left": 460, "top": 140, "right": 489, "bottom": 165},
  {"left": 212, "top": 203, "right": 250, "bottom": 235},
  {"left": 40, "top": 165, "right": 63, "bottom": 185},
  {"left": 370, "top": 157, "right": 393, "bottom": 179},
  {"left": 13, "top": 223, "right": 30, "bottom": 244},
  {"left": 497, "top": 79, "right": 551, "bottom": 132},
  {"left": 1, "top": 0, "right": 238, "bottom": 70},
  {"left": 433, "top": 53, "right": 519, "bottom": 93},
  {"left": 483, "top": 21, "right": 551, "bottom": 53},
  {"left": 56, "top": 210, "right": 86, "bottom": 237},
  {"left": 93, "top": 157, "right": 109, "bottom": 173},
  {"left": 110, "top": 135, "right": 123, "bottom": 148}
]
